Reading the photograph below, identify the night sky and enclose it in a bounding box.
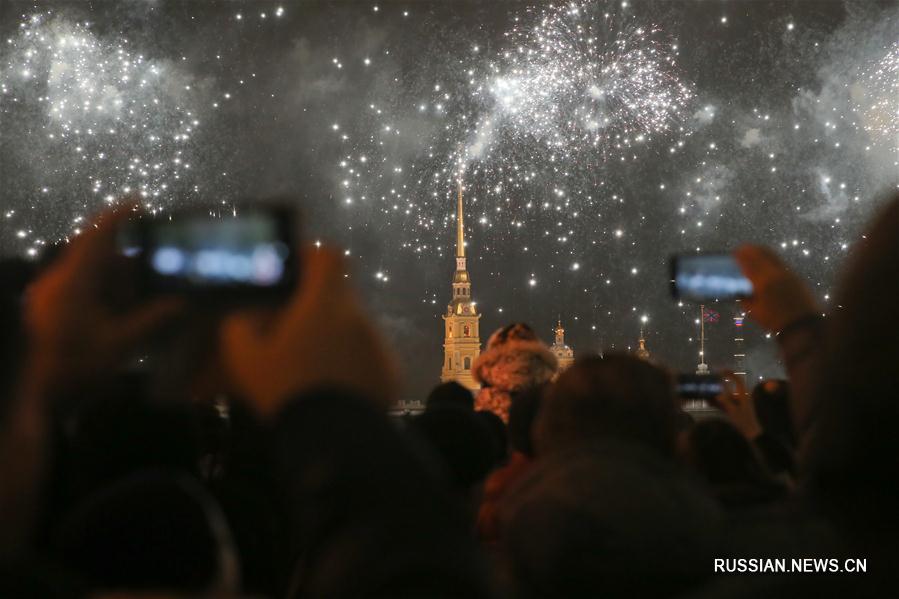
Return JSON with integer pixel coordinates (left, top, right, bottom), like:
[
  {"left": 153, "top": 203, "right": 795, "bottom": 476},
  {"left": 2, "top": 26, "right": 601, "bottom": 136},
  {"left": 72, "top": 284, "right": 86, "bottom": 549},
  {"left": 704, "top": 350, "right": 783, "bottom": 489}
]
[{"left": 1, "top": 1, "right": 897, "bottom": 399}]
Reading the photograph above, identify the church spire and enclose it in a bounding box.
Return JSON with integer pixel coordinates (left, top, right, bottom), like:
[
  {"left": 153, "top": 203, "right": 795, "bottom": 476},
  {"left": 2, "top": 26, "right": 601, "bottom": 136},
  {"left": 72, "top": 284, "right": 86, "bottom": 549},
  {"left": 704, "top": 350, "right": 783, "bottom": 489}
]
[
  {"left": 442, "top": 178, "right": 481, "bottom": 391},
  {"left": 456, "top": 179, "right": 465, "bottom": 259}
]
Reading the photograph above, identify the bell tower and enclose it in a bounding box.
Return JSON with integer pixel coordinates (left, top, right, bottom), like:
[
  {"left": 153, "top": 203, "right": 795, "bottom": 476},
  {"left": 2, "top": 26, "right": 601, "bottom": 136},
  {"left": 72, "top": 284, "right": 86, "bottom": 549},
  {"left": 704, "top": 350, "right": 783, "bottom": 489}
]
[
  {"left": 550, "top": 319, "right": 575, "bottom": 371},
  {"left": 441, "top": 179, "right": 481, "bottom": 390}
]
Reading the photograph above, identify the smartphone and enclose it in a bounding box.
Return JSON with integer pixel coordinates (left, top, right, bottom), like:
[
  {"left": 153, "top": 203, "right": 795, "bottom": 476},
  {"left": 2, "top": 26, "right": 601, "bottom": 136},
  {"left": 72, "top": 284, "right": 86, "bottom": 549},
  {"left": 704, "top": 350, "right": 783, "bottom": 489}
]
[
  {"left": 670, "top": 253, "right": 752, "bottom": 302},
  {"left": 675, "top": 373, "right": 724, "bottom": 400},
  {"left": 136, "top": 205, "right": 298, "bottom": 300}
]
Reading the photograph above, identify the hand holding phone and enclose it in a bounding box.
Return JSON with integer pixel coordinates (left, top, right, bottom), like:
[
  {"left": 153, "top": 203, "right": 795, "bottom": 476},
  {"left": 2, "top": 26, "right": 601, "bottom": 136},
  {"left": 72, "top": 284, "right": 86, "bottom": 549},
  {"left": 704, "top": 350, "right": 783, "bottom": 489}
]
[{"left": 27, "top": 206, "right": 184, "bottom": 388}]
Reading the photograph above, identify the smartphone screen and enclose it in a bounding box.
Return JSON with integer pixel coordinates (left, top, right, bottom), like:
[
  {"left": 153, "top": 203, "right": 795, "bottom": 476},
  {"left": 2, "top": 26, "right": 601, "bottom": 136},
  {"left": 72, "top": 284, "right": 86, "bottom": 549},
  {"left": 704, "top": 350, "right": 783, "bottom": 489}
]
[
  {"left": 670, "top": 253, "right": 753, "bottom": 301},
  {"left": 675, "top": 373, "right": 724, "bottom": 400},
  {"left": 141, "top": 207, "right": 297, "bottom": 297}
]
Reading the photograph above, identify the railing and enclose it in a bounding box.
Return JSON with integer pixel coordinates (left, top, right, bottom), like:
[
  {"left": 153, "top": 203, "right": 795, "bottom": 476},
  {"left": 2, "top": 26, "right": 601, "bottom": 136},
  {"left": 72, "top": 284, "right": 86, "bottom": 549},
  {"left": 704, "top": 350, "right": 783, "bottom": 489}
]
[{"left": 387, "top": 399, "right": 426, "bottom": 417}]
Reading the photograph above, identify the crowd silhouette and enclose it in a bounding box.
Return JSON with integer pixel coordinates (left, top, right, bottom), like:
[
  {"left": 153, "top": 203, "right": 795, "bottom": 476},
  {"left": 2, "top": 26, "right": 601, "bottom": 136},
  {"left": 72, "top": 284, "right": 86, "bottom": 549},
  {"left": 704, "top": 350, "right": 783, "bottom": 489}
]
[{"left": 0, "top": 192, "right": 896, "bottom": 598}]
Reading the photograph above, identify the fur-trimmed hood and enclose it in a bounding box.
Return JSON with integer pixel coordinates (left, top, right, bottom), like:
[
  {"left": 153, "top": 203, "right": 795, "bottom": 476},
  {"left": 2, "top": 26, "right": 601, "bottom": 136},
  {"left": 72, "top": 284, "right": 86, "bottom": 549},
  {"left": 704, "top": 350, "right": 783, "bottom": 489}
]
[{"left": 473, "top": 337, "right": 558, "bottom": 392}]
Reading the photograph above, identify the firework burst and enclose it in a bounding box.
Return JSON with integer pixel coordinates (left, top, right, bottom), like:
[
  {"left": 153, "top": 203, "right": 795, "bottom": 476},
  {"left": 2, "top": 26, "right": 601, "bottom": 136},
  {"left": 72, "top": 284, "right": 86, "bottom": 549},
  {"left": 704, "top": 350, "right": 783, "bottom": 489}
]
[
  {"left": 859, "top": 41, "right": 899, "bottom": 142},
  {"left": 0, "top": 11, "right": 204, "bottom": 249},
  {"left": 467, "top": 3, "right": 692, "bottom": 166}
]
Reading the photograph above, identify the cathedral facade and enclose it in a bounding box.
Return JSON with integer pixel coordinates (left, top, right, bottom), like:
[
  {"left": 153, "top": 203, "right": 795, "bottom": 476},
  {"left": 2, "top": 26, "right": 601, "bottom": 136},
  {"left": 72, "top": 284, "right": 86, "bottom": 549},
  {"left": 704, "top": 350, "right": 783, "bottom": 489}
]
[{"left": 441, "top": 182, "right": 481, "bottom": 391}]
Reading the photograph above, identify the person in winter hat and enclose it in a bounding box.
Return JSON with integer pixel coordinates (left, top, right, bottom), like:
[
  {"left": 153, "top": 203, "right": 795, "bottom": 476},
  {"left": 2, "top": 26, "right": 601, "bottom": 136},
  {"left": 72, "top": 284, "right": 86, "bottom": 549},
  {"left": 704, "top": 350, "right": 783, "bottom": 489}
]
[{"left": 473, "top": 323, "right": 557, "bottom": 422}]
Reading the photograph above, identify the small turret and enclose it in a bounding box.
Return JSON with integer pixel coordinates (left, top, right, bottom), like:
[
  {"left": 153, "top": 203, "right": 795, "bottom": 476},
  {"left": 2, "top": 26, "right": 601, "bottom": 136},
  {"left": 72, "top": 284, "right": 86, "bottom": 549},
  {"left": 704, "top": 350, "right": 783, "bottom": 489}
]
[{"left": 551, "top": 318, "right": 575, "bottom": 371}]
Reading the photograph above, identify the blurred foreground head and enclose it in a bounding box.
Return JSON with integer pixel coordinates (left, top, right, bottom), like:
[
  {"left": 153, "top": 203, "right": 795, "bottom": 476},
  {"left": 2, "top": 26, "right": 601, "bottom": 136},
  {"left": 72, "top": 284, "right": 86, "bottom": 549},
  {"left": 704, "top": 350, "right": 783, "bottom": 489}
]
[
  {"left": 412, "top": 406, "right": 497, "bottom": 493},
  {"left": 537, "top": 354, "right": 678, "bottom": 457},
  {"left": 0, "top": 258, "right": 33, "bottom": 420},
  {"left": 805, "top": 194, "right": 899, "bottom": 514},
  {"left": 426, "top": 381, "right": 474, "bottom": 411},
  {"left": 57, "top": 473, "right": 238, "bottom": 596},
  {"left": 501, "top": 442, "right": 721, "bottom": 598}
]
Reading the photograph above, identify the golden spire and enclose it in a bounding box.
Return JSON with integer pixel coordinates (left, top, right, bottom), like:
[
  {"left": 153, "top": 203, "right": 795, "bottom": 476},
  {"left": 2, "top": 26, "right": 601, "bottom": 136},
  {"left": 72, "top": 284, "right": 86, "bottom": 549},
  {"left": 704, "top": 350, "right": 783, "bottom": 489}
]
[{"left": 456, "top": 178, "right": 465, "bottom": 258}]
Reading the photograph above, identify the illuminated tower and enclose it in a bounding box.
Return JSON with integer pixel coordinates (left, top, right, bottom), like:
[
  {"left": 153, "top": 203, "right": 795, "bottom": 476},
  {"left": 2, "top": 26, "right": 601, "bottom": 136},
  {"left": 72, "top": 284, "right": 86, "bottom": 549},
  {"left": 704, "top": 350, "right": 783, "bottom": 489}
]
[
  {"left": 733, "top": 303, "right": 748, "bottom": 385},
  {"left": 551, "top": 319, "right": 575, "bottom": 371},
  {"left": 441, "top": 180, "right": 481, "bottom": 391}
]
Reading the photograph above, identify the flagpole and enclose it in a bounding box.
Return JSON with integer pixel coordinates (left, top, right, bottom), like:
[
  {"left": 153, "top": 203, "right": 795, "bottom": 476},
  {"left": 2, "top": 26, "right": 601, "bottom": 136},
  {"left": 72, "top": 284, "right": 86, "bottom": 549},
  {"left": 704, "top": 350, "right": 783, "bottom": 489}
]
[
  {"left": 697, "top": 304, "right": 709, "bottom": 374},
  {"left": 700, "top": 304, "right": 705, "bottom": 364}
]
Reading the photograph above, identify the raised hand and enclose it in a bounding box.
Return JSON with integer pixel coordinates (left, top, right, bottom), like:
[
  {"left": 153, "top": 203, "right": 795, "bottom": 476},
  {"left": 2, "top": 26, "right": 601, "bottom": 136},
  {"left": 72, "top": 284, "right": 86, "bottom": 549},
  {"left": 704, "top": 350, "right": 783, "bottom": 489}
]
[
  {"left": 714, "top": 370, "right": 762, "bottom": 440},
  {"left": 24, "top": 205, "right": 183, "bottom": 392},
  {"left": 220, "top": 246, "right": 399, "bottom": 416},
  {"left": 733, "top": 244, "right": 820, "bottom": 334}
]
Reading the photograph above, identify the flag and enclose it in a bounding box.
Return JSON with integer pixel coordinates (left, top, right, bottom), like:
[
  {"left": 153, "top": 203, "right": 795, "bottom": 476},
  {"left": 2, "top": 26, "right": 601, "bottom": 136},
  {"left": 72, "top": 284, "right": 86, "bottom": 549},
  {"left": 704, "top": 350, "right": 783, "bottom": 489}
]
[
  {"left": 734, "top": 316, "right": 744, "bottom": 327},
  {"left": 703, "top": 309, "right": 720, "bottom": 323}
]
